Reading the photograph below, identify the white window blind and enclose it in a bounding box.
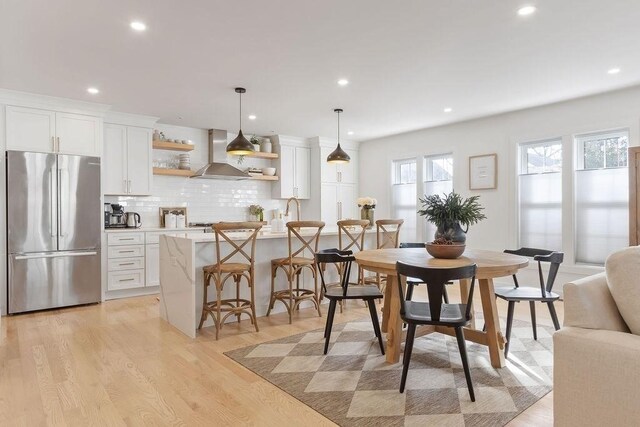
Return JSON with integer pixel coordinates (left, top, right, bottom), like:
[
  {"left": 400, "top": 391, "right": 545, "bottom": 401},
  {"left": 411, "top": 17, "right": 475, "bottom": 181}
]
[
  {"left": 518, "top": 140, "right": 562, "bottom": 251},
  {"left": 423, "top": 154, "right": 453, "bottom": 241},
  {"left": 392, "top": 159, "right": 417, "bottom": 242},
  {"left": 575, "top": 130, "right": 629, "bottom": 264}
]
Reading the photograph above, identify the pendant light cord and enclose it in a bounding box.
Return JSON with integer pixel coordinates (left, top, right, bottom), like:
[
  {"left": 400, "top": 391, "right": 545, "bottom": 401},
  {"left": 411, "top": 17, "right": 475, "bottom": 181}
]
[
  {"left": 336, "top": 110, "right": 340, "bottom": 146},
  {"left": 239, "top": 91, "right": 242, "bottom": 130}
]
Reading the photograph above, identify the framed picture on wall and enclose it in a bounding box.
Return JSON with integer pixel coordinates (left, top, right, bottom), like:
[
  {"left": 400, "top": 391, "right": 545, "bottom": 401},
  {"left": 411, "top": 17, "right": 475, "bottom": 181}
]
[{"left": 469, "top": 153, "right": 497, "bottom": 190}]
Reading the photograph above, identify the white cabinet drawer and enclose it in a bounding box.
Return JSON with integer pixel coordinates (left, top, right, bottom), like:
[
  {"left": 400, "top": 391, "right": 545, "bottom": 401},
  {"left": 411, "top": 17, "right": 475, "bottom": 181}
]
[
  {"left": 108, "top": 269, "right": 145, "bottom": 291},
  {"left": 108, "top": 257, "right": 145, "bottom": 271},
  {"left": 108, "top": 233, "right": 144, "bottom": 246},
  {"left": 107, "top": 245, "right": 144, "bottom": 258}
]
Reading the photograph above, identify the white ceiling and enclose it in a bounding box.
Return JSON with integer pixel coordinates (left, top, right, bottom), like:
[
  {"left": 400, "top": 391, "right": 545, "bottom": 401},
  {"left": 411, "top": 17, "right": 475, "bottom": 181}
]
[{"left": 1, "top": 0, "right": 640, "bottom": 141}]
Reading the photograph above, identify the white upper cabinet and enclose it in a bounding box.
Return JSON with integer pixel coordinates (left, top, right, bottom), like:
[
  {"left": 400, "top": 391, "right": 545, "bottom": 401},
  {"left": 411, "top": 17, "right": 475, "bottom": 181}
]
[
  {"left": 5, "top": 106, "right": 102, "bottom": 156},
  {"left": 295, "top": 145, "right": 311, "bottom": 199},
  {"left": 320, "top": 146, "right": 339, "bottom": 183},
  {"left": 103, "top": 124, "right": 128, "bottom": 194},
  {"left": 338, "top": 149, "right": 358, "bottom": 184},
  {"left": 126, "top": 127, "right": 152, "bottom": 195},
  {"left": 55, "top": 112, "right": 102, "bottom": 156},
  {"left": 103, "top": 124, "right": 152, "bottom": 196},
  {"left": 272, "top": 136, "right": 311, "bottom": 200},
  {"left": 319, "top": 145, "right": 357, "bottom": 184},
  {"left": 6, "top": 106, "right": 56, "bottom": 152}
]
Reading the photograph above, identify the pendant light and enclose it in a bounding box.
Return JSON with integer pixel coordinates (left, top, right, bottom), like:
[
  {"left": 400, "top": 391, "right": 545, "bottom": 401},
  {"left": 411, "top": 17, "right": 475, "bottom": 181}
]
[
  {"left": 226, "top": 87, "right": 255, "bottom": 156},
  {"left": 327, "top": 108, "right": 350, "bottom": 164}
]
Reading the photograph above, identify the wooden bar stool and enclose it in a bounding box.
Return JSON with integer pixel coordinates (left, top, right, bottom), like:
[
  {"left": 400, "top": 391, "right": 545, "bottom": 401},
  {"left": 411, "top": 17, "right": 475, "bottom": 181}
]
[
  {"left": 198, "top": 222, "right": 262, "bottom": 339},
  {"left": 266, "top": 221, "right": 325, "bottom": 323},
  {"left": 362, "top": 219, "right": 404, "bottom": 291}
]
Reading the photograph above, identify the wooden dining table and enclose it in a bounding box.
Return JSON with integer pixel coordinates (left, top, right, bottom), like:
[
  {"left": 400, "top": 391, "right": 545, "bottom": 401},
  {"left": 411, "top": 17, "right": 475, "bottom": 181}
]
[{"left": 355, "top": 248, "right": 529, "bottom": 368}]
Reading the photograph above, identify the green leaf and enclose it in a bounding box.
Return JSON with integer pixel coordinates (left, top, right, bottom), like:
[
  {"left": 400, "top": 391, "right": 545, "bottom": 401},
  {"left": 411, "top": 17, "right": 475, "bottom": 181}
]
[{"left": 417, "top": 191, "right": 486, "bottom": 228}]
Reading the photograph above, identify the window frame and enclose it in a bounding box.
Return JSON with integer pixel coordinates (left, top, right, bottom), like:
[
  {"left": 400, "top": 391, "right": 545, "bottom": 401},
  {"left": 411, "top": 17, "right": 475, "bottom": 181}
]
[
  {"left": 424, "top": 153, "right": 454, "bottom": 183},
  {"left": 393, "top": 158, "right": 417, "bottom": 185},
  {"left": 575, "top": 129, "right": 629, "bottom": 171},
  {"left": 519, "top": 138, "right": 563, "bottom": 176}
]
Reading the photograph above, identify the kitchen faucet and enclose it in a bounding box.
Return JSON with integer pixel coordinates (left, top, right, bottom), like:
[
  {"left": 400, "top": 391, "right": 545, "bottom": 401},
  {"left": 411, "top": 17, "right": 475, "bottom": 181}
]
[{"left": 285, "top": 197, "right": 301, "bottom": 221}]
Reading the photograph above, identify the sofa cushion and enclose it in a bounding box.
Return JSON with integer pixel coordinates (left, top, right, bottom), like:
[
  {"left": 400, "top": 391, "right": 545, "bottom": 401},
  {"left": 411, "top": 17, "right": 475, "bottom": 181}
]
[{"left": 605, "top": 246, "right": 640, "bottom": 335}]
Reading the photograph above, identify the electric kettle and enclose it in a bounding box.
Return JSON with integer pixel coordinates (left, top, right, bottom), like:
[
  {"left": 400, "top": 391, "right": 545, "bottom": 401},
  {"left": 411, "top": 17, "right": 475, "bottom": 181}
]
[{"left": 126, "top": 212, "right": 142, "bottom": 228}]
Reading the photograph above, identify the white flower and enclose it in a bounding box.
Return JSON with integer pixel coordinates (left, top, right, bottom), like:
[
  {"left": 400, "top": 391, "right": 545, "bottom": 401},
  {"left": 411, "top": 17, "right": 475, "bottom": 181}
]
[{"left": 357, "top": 196, "right": 377, "bottom": 208}]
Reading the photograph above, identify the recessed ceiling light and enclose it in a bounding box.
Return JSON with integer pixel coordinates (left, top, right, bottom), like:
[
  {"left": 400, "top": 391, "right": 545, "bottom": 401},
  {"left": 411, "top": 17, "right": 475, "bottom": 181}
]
[
  {"left": 248, "top": 115, "right": 257, "bottom": 120},
  {"left": 443, "top": 107, "right": 453, "bottom": 113},
  {"left": 130, "top": 21, "right": 147, "bottom": 31},
  {"left": 517, "top": 5, "right": 536, "bottom": 16},
  {"left": 347, "top": 131, "right": 354, "bottom": 136},
  {"left": 337, "top": 79, "right": 349, "bottom": 86},
  {"left": 87, "top": 87, "right": 99, "bottom": 94},
  {"left": 608, "top": 67, "right": 621, "bottom": 75}
]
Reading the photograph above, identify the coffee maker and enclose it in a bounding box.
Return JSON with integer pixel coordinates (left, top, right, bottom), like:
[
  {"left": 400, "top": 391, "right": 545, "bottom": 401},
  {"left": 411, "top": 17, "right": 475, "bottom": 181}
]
[{"left": 104, "top": 203, "right": 127, "bottom": 228}]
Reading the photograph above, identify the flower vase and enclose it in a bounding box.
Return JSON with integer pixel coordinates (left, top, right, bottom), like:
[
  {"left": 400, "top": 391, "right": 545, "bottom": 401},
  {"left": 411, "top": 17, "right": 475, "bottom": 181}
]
[{"left": 361, "top": 207, "right": 375, "bottom": 228}]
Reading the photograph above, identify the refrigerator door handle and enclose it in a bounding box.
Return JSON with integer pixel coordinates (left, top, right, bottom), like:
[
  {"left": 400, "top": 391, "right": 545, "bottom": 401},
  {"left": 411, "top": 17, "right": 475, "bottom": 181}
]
[
  {"left": 14, "top": 251, "right": 98, "bottom": 260},
  {"left": 49, "top": 168, "right": 56, "bottom": 237},
  {"left": 58, "top": 167, "right": 68, "bottom": 237}
]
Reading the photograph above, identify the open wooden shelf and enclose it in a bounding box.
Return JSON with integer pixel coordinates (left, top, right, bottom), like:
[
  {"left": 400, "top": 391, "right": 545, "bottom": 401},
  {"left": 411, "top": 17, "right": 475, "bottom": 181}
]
[
  {"left": 152, "top": 141, "right": 195, "bottom": 152},
  {"left": 153, "top": 167, "right": 193, "bottom": 177},
  {"left": 245, "top": 151, "right": 278, "bottom": 159},
  {"left": 248, "top": 175, "right": 279, "bottom": 181}
]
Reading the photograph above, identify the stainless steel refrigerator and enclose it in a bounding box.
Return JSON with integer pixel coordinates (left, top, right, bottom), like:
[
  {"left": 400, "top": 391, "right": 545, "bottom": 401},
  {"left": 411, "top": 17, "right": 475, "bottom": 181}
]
[{"left": 6, "top": 150, "right": 102, "bottom": 314}]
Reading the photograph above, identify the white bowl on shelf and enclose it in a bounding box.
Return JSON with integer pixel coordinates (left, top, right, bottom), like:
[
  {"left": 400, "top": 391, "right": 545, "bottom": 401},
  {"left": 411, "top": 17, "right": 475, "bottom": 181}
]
[{"left": 262, "top": 167, "right": 276, "bottom": 176}]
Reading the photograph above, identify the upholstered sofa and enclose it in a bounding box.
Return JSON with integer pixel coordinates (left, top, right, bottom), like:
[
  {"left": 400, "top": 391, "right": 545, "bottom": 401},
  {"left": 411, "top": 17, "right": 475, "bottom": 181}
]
[{"left": 554, "top": 247, "right": 640, "bottom": 426}]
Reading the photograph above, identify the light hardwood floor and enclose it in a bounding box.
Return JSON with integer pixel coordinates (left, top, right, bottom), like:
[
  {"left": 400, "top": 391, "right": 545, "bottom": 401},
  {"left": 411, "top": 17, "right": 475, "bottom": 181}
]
[{"left": 0, "top": 289, "right": 558, "bottom": 426}]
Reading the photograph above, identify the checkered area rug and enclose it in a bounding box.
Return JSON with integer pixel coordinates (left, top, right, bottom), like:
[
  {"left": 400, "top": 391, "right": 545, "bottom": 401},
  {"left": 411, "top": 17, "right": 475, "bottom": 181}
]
[{"left": 225, "top": 317, "right": 553, "bottom": 426}]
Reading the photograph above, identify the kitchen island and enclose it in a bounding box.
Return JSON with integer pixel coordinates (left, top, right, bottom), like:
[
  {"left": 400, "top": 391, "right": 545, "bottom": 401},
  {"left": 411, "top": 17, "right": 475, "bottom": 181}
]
[{"left": 159, "top": 229, "right": 375, "bottom": 338}]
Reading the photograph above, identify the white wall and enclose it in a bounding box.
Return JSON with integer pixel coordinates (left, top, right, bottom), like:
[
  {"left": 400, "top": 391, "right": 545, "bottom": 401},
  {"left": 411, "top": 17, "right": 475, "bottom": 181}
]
[
  {"left": 359, "top": 86, "right": 640, "bottom": 288},
  {"left": 105, "top": 124, "right": 286, "bottom": 226}
]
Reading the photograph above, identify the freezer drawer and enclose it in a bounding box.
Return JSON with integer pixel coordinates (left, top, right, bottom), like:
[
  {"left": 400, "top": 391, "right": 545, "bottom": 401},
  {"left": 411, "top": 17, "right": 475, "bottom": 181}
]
[
  {"left": 8, "top": 250, "right": 101, "bottom": 314},
  {"left": 107, "top": 245, "right": 144, "bottom": 258},
  {"left": 108, "top": 257, "right": 145, "bottom": 271}
]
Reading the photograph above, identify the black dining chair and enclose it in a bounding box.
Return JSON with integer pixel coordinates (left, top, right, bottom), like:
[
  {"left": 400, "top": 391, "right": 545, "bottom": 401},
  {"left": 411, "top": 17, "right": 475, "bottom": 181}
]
[
  {"left": 396, "top": 261, "right": 477, "bottom": 401},
  {"left": 399, "top": 242, "right": 450, "bottom": 303},
  {"left": 495, "top": 248, "right": 564, "bottom": 358},
  {"left": 316, "top": 248, "right": 385, "bottom": 355}
]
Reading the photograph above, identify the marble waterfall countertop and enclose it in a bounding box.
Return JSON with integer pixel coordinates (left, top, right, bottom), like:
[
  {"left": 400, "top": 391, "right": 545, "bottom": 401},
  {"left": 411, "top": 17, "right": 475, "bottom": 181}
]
[{"left": 158, "top": 228, "right": 375, "bottom": 338}]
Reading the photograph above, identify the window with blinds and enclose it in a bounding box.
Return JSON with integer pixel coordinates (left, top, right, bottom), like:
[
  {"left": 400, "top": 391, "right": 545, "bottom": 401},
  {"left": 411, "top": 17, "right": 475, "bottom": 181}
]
[
  {"left": 518, "top": 140, "right": 563, "bottom": 251},
  {"left": 392, "top": 159, "right": 417, "bottom": 241},
  {"left": 575, "top": 130, "right": 629, "bottom": 264},
  {"left": 423, "top": 154, "right": 453, "bottom": 241}
]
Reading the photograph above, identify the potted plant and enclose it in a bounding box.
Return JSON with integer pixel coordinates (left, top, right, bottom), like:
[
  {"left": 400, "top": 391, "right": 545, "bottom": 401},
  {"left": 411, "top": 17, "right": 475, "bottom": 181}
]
[
  {"left": 417, "top": 192, "right": 486, "bottom": 258},
  {"left": 250, "top": 135, "right": 261, "bottom": 151},
  {"left": 248, "top": 204, "right": 264, "bottom": 222}
]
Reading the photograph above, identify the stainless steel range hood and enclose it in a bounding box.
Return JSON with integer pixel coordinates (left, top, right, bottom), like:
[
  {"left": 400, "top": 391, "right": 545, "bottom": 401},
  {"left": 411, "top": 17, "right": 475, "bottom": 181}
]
[{"left": 191, "top": 129, "right": 250, "bottom": 180}]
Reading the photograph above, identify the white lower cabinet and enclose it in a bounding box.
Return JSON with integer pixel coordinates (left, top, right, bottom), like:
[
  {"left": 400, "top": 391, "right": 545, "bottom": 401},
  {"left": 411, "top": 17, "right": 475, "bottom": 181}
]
[
  {"left": 105, "top": 230, "right": 204, "bottom": 294},
  {"left": 108, "top": 270, "right": 145, "bottom": 291},
  {"left": 320, "top": 182, "right": 356, "bottom": 225},
  {"left": 106, "top": 232, "right": 146, "bottom": 292},
  {"left": 145, "top": 244, "right": 160, "bottom": 287}
]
